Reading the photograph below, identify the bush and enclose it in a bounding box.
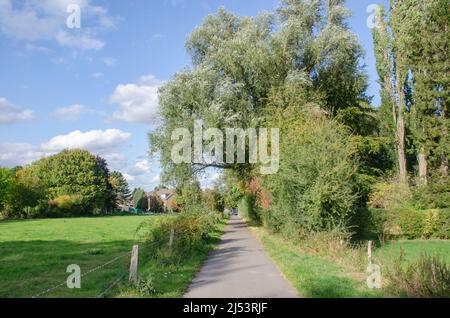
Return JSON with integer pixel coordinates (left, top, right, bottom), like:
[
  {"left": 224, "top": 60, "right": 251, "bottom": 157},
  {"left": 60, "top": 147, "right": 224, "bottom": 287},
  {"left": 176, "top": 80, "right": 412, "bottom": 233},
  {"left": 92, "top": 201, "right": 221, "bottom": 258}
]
[
  {"left": 48, "top": 195, "right": 84, "bottom": 216},
  {"left": 386, "top": 253, "right": 450, "bottom": 298},
  {"left": 142, "top": 211, "right": 221, "bottom": 264},
  {"left": 368, "top": 182, "right": 411, "bottom": 210},
  {"left": 424, "top": 209, "right": 450, "bottom": 239},
  {"left": 396, "top": 208, "right": 425, "bottom": 239},
  {"left": 262, "top": 115, "right": 358, "bottom": 235},
  {"left": 0, "top": 168, "right": 14, "bottom": 212},
  {"left": 410, "top": 181, "right": 450, "bottom": 209},
  {"left": 136, "top": 274, "right": 157, "bottom": 295},
  {"left": 351, "top": 207, "right": 450, "bottom": 240},
  {"left": 238, "top": 194, "right": 261, "bottom": 225}
]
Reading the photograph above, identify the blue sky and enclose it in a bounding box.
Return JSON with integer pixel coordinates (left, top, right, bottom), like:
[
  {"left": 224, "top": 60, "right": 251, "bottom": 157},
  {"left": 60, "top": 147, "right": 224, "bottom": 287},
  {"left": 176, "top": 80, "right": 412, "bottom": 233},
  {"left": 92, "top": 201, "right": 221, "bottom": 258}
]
[{"left": 0, "top": 0, "right": 388, "bottom": 190}]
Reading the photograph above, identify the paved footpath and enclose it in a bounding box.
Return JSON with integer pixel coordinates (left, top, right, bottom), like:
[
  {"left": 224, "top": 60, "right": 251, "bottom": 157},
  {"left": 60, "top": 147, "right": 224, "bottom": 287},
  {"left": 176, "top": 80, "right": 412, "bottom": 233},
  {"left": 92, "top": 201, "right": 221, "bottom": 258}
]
[{"left": 184, "top": 216, "right": 298, "bottom": 298}]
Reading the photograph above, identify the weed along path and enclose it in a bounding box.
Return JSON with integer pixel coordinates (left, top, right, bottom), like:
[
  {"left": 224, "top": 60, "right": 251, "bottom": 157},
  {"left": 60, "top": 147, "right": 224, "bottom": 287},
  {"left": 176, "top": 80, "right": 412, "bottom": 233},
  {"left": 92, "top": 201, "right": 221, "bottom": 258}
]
[{"left": 184, "top": 216, "right": 298, "bottom": 298}]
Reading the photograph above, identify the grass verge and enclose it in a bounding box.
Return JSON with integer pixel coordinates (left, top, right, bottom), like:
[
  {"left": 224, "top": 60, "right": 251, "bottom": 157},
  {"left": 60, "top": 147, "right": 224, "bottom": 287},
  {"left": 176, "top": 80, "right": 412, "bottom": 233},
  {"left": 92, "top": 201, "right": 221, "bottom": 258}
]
[
  {"left": 117, "top": 217, "right": 227, "bottom": 298},
  {"left": 251, "top": 226, "right": 450, "bottom": 298},
  {"left": 250, "top": 226, "right": 381, "bottom": 298}
]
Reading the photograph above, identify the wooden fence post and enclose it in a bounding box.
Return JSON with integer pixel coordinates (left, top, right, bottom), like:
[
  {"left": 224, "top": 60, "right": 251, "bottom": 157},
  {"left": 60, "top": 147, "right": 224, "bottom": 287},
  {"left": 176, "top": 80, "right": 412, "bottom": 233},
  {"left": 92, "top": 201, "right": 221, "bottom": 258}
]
[
  {"left": 169, "top": 228, "right": 175, "bottom": 248},
  {"left": 129, "top": 245, "right": 139, "bottom": 285},
  {"left": 368, "top": 240, "right": 372, "bottom": 265}
]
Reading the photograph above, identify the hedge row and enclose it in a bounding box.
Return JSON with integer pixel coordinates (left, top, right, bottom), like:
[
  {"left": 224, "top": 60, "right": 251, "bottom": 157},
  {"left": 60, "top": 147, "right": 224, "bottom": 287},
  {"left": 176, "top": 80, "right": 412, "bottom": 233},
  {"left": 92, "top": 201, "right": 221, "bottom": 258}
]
[{"left": 351, "top": 208, "right": 450, "bottom": 240}]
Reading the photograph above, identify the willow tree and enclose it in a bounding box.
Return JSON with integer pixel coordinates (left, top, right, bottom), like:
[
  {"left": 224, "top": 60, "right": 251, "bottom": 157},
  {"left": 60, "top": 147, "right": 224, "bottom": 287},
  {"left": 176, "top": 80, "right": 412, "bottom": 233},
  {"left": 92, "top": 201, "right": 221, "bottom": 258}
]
[{"left": 150, "top": 1, "right": 370, "bottom": 188}]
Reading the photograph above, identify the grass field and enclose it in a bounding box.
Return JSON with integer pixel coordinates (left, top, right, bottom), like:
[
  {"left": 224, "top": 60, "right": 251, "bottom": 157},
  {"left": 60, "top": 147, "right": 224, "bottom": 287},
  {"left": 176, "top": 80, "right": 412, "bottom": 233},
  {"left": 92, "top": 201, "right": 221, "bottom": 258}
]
[
  {"left": 374, "top": 239, "right": 450, "bottom": 267},
  {"left": 251, "top": 227, "right": 450, "bottom": 298},
  {"left": 0, "top": 214, "right": 224, "bottom": 298}
]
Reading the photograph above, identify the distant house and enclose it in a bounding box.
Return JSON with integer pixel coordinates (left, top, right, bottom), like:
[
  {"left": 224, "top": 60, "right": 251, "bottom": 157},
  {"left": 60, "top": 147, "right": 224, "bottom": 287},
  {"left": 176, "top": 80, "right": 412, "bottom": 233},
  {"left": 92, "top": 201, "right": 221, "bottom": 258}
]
[{"left": 146, "top": 189, "right": 177, "bottom": 212}]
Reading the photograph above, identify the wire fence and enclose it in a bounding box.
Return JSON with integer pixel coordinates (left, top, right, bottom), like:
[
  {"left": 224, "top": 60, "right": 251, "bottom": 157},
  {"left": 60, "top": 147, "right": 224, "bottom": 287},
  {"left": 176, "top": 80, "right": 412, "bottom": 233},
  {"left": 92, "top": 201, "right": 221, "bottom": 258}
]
[{"left": 31, "top": 233, "right": 174, "bottom": 298}]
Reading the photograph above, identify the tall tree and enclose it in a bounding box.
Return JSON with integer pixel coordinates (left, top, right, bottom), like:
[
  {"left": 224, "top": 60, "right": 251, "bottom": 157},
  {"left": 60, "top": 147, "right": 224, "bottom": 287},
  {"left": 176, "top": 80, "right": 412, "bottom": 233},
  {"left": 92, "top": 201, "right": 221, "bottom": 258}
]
[
  {"left": 374, "top": 0, "right": 449, "bottom": 186},
  {"left": 373, "top": 3, "right": 408, "bottom": 184},
  {"left": 408, "top": 0, "right": 449, "bottom": 182},
  {"left": 109, "top": 171, "right": 131, "bottom": 205},
  {"left": 151, "top": 1, "right": 370, "bottom": 187}
]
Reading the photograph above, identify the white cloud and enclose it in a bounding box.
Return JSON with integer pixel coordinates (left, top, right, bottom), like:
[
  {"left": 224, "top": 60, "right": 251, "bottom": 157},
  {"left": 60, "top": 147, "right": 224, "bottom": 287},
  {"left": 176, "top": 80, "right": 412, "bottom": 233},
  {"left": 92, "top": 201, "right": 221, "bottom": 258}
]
[
  {"left": 0, "top": 97, "right": 33, "bottom": 124},
  {"left": 0, "top": 142, "right": 49, "bottom": 167},
  {"left": 91, "top": 72, "right": 104, "bottom": 79},
  {"left": 25, "top": 43, "right": 53, "bottom": 54},
  {"left": 150, "top": 174, "right": 161, "bottom": 183},
  {"left": 129, "top": 159, "right": 151, "bottom": 175},
  {"left": 123, "top": 173, "right": 135, "bottom": 183},
  {"left": 41, "top": 129, "right": 131, "bottom": 152},
  {"left": 52, "top": 104, "right": 89, "bottom": 120},
  {"left": 0, "top": 0, "right": 115, "bottom": 51},
  {"left": 55, "top": 30, "right": 104, "bottom": 51},
  {"left": 103, "top": 57, "right": 117, "bottom": 66},
  {"left": 1, "top": 128, "right": 131, "bottom": 167},
  {"left": 110, "top": 74, "right": 164, "bottom": 124}
]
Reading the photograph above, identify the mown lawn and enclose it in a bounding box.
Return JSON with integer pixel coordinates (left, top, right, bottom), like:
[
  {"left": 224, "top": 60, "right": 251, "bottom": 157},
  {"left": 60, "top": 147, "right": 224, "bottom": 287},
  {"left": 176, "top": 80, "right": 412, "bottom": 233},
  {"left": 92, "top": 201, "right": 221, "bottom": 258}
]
[
  {"left": 0, "top": 215, "right": 161, "bottom": 298},
  {"left": 251, "top": 227, "right": 450, "bottom": 298},
  {"left": 0, "top": 214, "right": 226, "bottom": 298},
  {"left": 374, "top": 239, "right": 450, "bottom": 267}
]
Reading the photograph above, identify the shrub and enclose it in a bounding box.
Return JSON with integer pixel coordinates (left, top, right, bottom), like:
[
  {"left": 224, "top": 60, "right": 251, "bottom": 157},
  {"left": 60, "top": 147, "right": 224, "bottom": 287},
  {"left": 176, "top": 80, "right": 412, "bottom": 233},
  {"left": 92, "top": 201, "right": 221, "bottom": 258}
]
[
  {"left": 136, "top": 274, "right": 157, "bottom": 295},
  {"left": 437, "top": 209, "right": 450, "bottom": 239},
  {"left": 386, "top": 253, "right": 450, "bottom": 298},
  {"left": 238, "top": 194, "right": 261, "bottom": 225},
  {"left": 262, "top": 115, "right": 358, "bottom": 235},
  {"left": 410, "top": 181, "right": 450, "bottom": 209},
  {"left": 132, "top": 188, "right": 148, "bottom": 211},
  {"left": 368, "top": 181, "right": 411, "bottom": 210},
  {"left": 350, "top": 208, "right": 390, "bottom": 240},
  {"left": 396, "top": 208, "right": 425, "bottom": 239},
  {"left": 48, "top": 195, "right": 84, "bottom": 216},
  {"left": 0, "top": 168, "right": 14, "bottom": 212},
  {"left": 203, "top": 189, "right": 225, "bottom": 214},
  {"left": 351, "top": 207, "right": 450, "bottom": 240},
  {"left": 142, "top": 211, "right": 221, "bottom": 264}
]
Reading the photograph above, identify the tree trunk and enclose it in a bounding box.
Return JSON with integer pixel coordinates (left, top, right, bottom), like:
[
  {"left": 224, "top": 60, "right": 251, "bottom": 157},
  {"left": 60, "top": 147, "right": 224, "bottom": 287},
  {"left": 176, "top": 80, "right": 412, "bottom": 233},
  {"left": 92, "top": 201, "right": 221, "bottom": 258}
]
[
  {"left": 396, "top": 84, "right": 408, "bottom": 185},
  {"left": 418, "top": 147, "right": 428, "bottom": 186}
]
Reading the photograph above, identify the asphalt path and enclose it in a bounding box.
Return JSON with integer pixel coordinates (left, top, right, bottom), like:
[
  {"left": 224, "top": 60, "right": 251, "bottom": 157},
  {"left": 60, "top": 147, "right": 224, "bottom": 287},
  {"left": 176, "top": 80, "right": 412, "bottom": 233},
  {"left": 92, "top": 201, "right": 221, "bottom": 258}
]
[{"left": 184, "top": 216, "right": 298, "bottom": 298}]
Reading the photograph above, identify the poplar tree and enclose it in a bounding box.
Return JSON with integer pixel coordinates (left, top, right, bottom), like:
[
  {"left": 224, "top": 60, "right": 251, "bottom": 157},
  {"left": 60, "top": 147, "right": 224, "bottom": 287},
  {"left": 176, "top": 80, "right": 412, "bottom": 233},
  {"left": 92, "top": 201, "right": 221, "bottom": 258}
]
[{"left": 373, "top": 3, "right": 408, "bottom": 185}]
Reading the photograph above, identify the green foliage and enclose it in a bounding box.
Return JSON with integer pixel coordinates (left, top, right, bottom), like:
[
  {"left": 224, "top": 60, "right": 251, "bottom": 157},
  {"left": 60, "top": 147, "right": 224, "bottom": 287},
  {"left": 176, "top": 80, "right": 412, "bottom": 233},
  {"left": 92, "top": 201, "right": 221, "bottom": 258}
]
[
  {"left": 0, "top": 168, "right": 14, "bottom": 212},
  {"left": 386, "top": 253, "right": 450, "bottom": 298},
  {"left": 397, "top": 208, "right": 425, "bottom": 239},
  {"left": 143, "top": 212, "right": 222, "bottom": 265},
  {"left": 150, "top": 1, "right": 369, "bottom": 187},
  {"left": 409, "top": 179, "right": 450, "bottom": 209},
  {"left": 2, "top": 150, "right": 115, "bottom": 219},
  {"left": 368, "top": 182, "right": 411, "bottom": 210},
  {"left": 263, "top": 114, "right": 358, "bottom": 235},
  {"left": 132, "top": 188, "right": 147, "bottom": 211},
  {"left": 351, "top": 207, "right": 450, "bottom": 240},
  {"left": 109, "top": 171, "right": 131, "bottom": 205},
  {"left": 36, "top": 150, "right": 112, "bottom": 214},
  {"left": 203, "top": 188, "right": 225, "bottom": 214},
  {"left": 136, "top": 274, "right": 157, "bottom": 296},
  {"left": 238, "top": 194, "right": 260, "bottom": 225},
  {"left": 48, "top": 195, "right": 84, "bottom": 217},
  {"left": 173, "top": 181, "right": 204, "bottom": 213},
  {"left": 5, "top": 165, "right": 48, "bottom": 219}
]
